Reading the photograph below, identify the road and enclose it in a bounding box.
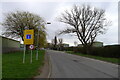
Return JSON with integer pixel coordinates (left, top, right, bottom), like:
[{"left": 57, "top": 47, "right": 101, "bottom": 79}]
[{"left": 46, "top": 50, "right": 118, "bottom": 78}]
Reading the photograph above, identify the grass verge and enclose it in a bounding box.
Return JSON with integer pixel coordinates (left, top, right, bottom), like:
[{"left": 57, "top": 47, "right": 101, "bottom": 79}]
[
  {"left": 2, "top": 50, "right": 45, "bottom": 78},
  {"left": 66, "top": 51, "right": 119, "bottom": 64}
]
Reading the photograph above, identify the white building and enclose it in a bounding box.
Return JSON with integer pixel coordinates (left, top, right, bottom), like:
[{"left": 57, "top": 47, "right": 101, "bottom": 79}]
[{"left": 77, "top": 41, "right": 103, "bottom": 47}]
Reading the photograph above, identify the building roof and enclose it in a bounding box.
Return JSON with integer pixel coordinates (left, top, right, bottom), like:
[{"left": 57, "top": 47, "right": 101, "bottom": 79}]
[{"left": 0, "top": 36, "right": 20, "bottom": 42}]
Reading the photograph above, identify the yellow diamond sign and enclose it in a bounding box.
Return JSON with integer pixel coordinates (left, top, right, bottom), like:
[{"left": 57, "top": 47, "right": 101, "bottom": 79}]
[{"left": 24, "top": 30, "right": 34, "bottom": 45}]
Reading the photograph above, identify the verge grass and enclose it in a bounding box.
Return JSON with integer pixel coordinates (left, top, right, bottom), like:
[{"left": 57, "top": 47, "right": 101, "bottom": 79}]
[{"left": 2, "top": 50, "right": 45, "bottom": 78}]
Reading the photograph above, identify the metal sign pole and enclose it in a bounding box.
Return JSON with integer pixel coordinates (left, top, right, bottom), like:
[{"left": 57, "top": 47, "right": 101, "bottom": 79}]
[
  {"left": 36, "top": 26, "right": 40, "bottom": 60},
  {"left": 23, "top": 45, "right": 26, "bottom": 63},
  {"left": 30, "top": 49, "right": 32, "bottom": 63},
  {"left": 36, "top": 50, "right": 38, "bottom": 60}
]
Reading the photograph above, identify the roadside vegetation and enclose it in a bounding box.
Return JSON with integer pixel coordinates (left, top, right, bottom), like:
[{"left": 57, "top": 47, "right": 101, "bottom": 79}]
[
  {"left": 2, "top": 50, "right": 45, "bottom": 79},
  {"left": 66, "top": 51, "right": 119, "bottom": 64}
]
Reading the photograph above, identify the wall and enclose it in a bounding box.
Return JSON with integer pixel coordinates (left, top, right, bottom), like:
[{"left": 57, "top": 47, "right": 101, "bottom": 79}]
[
  {"left": 0, "top": 36, "right": 2, "bottom": 53},
  {"left": 0, "top": 36, "right": 21, "bottom": 53},
  {"left": 0, "top": 35, "right": 2, "bottom": 80}
]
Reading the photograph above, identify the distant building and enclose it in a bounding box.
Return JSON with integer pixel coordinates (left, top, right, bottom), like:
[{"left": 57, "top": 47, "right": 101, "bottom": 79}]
[
  {"left": 92, "top": 41, "right": 103, "bottom": 47},
  {"left": 77, "top": 41, "right": 103, "bottom": 47},
  {"left": 77, "top": 44, "right": 83, "bottom": 47},
  {"left": 62, "top": 43, "right": 69, "bottom": 47}
]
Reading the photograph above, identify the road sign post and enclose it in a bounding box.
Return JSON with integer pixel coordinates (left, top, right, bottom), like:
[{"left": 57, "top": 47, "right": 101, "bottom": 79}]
[
  {"left": 23, "top": 29, "right": 34, "bottom": 63},
  {"left": 30, "top": 50, "right": 32, "bottom": 63},
  {"left": 23, "top": 44, "right": 26, "bottom": 63},
  {"left": 29, "top": 45, "right": 34, "bottom": 63}
]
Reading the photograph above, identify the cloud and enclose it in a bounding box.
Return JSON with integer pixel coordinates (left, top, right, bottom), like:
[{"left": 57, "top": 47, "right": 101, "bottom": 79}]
[{"left": 0, "top": 1, "right": 118, "bottom": 46}]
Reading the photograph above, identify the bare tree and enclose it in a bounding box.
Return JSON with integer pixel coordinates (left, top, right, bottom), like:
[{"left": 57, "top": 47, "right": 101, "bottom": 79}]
[
  {"left": 58, "top": 38, "right": 63, "bottom": 50},
  {"left": 58, "top": 38, "right": 63, "bottom": 45},
  {"left": 58, "top": 5, "right": 110, "bottom": 54}
]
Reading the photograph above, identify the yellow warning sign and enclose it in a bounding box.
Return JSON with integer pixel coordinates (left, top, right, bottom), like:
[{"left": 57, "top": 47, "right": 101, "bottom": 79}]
[{"left": 24, "top": 30, "right": 34, "bottom": 45}]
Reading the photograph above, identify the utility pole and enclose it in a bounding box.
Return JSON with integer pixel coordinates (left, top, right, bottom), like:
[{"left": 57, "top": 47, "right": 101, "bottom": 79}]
[
  {"left": 36, "top": 26, "right": 40, "bottom": 60},
  {"left": 36, "top": 22, "right": 51, "bottom": 60}
]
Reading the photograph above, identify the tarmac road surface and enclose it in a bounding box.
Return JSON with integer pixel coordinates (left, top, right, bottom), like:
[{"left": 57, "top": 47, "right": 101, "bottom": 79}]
[{"left": 46, "top": 50, "right": 118, "bottom": 78}]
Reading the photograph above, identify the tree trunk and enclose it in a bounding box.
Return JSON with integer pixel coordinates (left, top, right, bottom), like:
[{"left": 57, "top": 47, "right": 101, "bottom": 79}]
[
  {"left": 83, "top": 45, "right": 92, "bottom": 54},
  {"left": 83, "top": 45, "right": 87, "bottom": 54}
]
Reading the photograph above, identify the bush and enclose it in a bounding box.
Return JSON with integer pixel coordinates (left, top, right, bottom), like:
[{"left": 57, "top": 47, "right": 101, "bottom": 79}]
[
  {"left": 63, "top": 45, "right": 120, "bottom": 58},
  {"left": 91, "top": 45, "right": 120, "bottom": 58}
]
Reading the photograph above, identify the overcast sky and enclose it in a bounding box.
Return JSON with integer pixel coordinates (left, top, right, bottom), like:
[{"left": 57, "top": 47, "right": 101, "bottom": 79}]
[{"left": 0, "top": 0, "right": 119, "bottom": 46}]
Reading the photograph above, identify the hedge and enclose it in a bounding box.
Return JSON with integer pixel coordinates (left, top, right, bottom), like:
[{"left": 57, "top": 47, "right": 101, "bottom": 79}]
[{"left": 62, "top": 45, "right": 120, "bottom": 58}]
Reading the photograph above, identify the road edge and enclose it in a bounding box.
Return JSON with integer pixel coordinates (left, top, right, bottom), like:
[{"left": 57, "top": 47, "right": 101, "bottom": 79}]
[
  {"left": 33, "top": 50, "right": 51, "bottom": 79},
  {"left": 47, "top": 52, "right": 52, "bottom": 78},
  {"left": 64, "top": 51, "right": 118, "bottom": 67}
]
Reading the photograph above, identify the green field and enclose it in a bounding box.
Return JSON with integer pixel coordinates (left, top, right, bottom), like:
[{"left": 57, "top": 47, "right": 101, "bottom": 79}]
[
  {"left": 66, "top": 51, "right": 119, "bottom": 64},
  {"left": 2, "top": 50, "right": 45, "bottom": 79}
]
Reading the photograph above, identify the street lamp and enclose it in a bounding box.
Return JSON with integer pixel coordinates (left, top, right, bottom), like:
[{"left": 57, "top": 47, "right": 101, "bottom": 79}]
[
  {"left": 36, "top": 22, "right": 51, "bottom": 60},
  {"left": 46, "top": 22, "right": 51, "bottom": 24},
  {"left": 36, "top": 26, "right": 40, "bottom": 60}
]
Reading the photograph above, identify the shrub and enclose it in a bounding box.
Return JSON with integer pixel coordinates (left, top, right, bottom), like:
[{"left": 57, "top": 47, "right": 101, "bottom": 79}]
[{"left": 63, "top": 45, "right": 120, "bottom": 58}]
